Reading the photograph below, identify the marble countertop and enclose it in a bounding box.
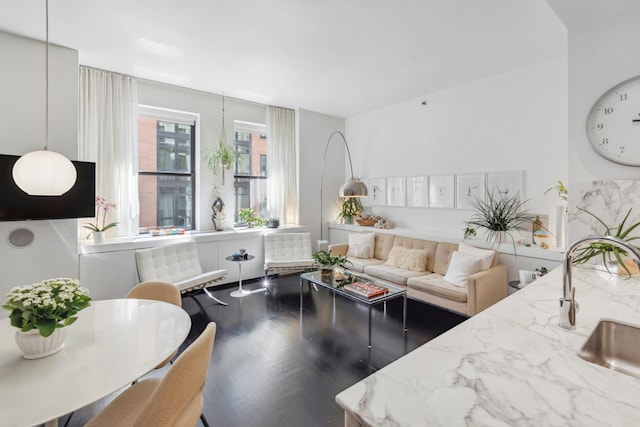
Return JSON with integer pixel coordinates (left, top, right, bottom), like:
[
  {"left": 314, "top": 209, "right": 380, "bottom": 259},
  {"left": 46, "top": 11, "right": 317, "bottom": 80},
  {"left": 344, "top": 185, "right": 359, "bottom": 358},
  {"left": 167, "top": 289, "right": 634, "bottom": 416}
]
[{"left": 335, "top": 266, "right": 640, "bottom": 426}]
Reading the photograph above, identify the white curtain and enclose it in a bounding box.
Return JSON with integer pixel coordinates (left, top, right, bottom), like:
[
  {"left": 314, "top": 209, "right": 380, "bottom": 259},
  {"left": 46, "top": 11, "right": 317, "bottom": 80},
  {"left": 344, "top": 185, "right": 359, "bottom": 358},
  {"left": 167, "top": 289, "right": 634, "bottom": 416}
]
[
  {"left": 266, "top": 106, "right": 298, "bottom": 224},
  {"left": 79, "top": 66, "right": 139, "bottom": 237}
]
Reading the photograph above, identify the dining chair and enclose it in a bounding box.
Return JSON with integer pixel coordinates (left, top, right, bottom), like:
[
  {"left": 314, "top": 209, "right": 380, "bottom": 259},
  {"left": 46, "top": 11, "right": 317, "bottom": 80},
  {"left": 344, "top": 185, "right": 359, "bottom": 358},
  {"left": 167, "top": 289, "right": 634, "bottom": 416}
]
[
  {"left": 126, "top": 281, "right": 183, "bottom": 368},
  {"left": 85, "top": 322, "right": 217, "bottom": 427}
]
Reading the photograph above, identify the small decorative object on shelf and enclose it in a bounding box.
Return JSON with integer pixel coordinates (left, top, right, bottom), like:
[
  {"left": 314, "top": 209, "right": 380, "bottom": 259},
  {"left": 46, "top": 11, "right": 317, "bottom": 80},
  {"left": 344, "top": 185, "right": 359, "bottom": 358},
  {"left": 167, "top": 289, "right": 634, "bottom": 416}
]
[
  {"left": 355, "top": 214, "right": 377, "bottom": 226},
  {"left": 211, "top": 190, "right": 225, "bottom": 231},
  {"left": 266, "top": 217, "right": 280, "bottom": 228},
  {"left": 3, "top": 278, "right": 91, "bottom": 359},
  {"left": 83, "top": 196, "right": 118, "bottom": 243}
]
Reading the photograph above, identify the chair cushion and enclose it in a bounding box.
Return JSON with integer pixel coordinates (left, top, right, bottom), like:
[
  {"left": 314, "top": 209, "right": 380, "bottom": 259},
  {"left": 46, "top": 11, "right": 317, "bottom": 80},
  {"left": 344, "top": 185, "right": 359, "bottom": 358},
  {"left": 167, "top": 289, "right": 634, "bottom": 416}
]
[
  {"left": 264, "top": 232, "right": 313, "bottom": 261},
  {"left": 407, "top": 274, "right": 468, "bottom": 303},
  {"left": 264, "top": 259, "right": 316, "bottom": 269},
  {"left": 136, "top": 242, "right": 203, "bottom": 283},
  {"left": 174, "top": 269, "right": 227, "bottom": 292}
]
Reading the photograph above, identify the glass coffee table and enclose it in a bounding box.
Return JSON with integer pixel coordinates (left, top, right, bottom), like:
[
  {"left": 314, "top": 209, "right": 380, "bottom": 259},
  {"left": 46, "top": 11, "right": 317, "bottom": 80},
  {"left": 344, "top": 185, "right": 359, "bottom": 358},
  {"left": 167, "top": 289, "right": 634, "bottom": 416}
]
[{"left": 300, "top": 270, "right": 407, "bottom": 348}]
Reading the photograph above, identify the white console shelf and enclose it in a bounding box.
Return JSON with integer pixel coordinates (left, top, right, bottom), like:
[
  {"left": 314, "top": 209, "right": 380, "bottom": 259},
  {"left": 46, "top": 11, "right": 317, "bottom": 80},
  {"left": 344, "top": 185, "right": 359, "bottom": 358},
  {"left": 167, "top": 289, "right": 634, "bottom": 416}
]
[
  {"left": 78, "top": 225, "right": 307, "bottom": 301},
  {"left": 328, "top": 223, "right": 563, "bottom": 282}
]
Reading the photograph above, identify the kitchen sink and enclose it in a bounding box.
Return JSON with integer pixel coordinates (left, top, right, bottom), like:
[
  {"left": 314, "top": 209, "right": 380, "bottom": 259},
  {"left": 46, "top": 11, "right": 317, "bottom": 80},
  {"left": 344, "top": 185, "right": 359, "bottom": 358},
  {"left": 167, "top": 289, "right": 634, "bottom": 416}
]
[{"left": 578, "top": 319, "right": 640, "bottom": 379}]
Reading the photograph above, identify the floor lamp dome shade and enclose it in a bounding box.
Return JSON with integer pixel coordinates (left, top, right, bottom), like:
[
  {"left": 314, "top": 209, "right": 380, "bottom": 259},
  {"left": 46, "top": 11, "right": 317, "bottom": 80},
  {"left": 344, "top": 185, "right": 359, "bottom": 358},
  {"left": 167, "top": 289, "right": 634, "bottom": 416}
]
[
  {"left": 12, "top": 149, "right": 77, "bottom": 196},
  {"left": 339, "top": 178, "right": 368, "bottom": 197}
]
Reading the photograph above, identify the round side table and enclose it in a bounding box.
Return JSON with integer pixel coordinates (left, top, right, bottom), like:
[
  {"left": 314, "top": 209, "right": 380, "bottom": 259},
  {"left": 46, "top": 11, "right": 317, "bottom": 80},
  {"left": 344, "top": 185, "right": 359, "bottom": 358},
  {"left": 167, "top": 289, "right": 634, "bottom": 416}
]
[{"left": 225, "top": 255, "right": 265, "bottom": 297}]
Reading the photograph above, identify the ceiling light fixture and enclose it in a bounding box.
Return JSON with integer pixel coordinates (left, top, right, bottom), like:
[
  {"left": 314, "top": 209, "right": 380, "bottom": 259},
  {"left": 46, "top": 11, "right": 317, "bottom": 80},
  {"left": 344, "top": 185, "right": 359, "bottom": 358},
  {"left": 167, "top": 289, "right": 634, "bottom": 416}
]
[{"left": 12, "top": 0, "right": 77, "bottom": 196}]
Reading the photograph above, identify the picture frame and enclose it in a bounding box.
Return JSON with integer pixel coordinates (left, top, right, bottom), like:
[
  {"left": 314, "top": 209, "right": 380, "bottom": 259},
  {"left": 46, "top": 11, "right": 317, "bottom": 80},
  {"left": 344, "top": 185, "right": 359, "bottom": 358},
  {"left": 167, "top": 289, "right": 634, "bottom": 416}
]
[
  {"left": 486, "top": 171, "right": 524, "bottom": 200},
  {"left": 386, "top": 177, "right": 406, "bottom": 207},
  {"left": 456, "top": 173, "right": 486, "bottom": 210},
  {"left": 406, "top": 176, "right": 429, "bottom": 208},
  {"left": 369, "top": 177, "right": 387, "bottom": 206},
  {"left": 429, "top": 174, "right": 455, "bottom": 209}
]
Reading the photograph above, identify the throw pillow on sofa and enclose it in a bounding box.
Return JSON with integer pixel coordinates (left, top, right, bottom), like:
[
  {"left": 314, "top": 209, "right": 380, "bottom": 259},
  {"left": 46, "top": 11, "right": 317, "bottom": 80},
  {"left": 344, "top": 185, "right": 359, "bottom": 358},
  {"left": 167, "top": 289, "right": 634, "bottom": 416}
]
[
  {"left": 386, "top": 246, "right": 428, "bottom": 272},
  {"left": 444, "top": 251, "right": 482, "bottom": 287},
  {"left": 458, "top": 242, "right": 494, "bottom": 271},
  {"left": 347, "top": 233, "right": 375, "bottom": 259}
]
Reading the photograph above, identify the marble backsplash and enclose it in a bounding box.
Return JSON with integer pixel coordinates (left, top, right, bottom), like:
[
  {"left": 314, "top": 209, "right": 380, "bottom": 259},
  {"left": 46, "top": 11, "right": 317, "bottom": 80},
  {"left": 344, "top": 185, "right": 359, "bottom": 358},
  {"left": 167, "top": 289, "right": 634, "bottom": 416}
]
[{"left": 568, "top": 180, "right": 640, "bottom": 243}]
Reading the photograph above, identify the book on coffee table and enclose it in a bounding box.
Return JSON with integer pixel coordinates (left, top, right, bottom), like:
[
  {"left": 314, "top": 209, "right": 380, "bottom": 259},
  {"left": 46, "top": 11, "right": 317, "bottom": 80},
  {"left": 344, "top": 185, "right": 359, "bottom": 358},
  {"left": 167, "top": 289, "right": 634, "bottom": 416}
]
[{"left": 343, "top": 281, "right": 389, "bottom": 298}]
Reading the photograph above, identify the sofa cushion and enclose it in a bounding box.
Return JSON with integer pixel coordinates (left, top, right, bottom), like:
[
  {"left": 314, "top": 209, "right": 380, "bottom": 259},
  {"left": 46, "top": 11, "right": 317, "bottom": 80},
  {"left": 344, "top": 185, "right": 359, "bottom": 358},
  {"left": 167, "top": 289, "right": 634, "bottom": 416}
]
[
  {"left": 433, "top": 243, "right": 459, "bottom": 275},
  {"left": 407, "top": 273, "right": 468, "bottom": 303},
  {"left": 372, "top": 233, "right": 396, "bottom": 260},
  {"left": 390, "top": 236, "right": 438, "bottom": 271},
  {"left": 346, "top": 257, "right": 385, "bottom": 273},
  {"left": 364, "top": 264, "right": 426, "bottom": 285},
  {"left": 443, "top": 251, "right": 482, "bottom": 287},
  {"left": 458, "top": 242, "right": 495, "bottom": 270},
  {"left": 385, "top": 246, "right": 428, "bottom": 272},
  {"left": 347, "top": 233, "right": 375, "bottom": 259}
]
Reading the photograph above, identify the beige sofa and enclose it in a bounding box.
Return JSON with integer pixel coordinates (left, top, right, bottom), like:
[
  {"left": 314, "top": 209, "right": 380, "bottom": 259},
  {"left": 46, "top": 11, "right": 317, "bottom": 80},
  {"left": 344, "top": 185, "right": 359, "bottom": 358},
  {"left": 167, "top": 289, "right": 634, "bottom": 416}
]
[{"left": 329, "top": 233, "right": 508, "bottom": 316}]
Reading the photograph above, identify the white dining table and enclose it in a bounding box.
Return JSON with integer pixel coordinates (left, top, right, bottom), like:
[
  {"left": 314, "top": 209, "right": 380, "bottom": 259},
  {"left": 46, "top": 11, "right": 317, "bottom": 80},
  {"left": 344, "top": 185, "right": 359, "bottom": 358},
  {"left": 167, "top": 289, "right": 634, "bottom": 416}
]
[{"left": 0, "top": 298, "right": 191, "bottom": 427}]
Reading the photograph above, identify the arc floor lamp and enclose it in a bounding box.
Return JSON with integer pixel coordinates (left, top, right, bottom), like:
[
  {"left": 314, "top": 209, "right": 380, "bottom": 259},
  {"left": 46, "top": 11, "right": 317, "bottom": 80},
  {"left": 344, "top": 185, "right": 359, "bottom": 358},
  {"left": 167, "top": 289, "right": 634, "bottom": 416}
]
[{"left": 319, "top": 131, "right": 368, "bottom": 243}]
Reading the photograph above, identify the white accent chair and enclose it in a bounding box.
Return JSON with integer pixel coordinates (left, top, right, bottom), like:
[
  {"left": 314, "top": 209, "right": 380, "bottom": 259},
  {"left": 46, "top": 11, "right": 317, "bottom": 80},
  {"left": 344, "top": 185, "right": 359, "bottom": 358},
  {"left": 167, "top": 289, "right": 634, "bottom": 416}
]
[
  {"left": 264, "top": 232, "right": 316, "bottom": 279},
  {"left": 135, "top": 241, "right": 228, "bottom": 307}
]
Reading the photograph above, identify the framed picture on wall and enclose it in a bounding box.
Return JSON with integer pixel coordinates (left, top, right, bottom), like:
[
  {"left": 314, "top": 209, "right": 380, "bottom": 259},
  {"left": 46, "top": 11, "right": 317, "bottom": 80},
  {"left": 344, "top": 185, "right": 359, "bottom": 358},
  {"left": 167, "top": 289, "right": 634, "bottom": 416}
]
[
  {"left": 369, "top": 177, "right": 387, "bottom": 206},
  {"left": 386, "top": 177, "right": 406, "bottom": 207},
  {"left": 406, "top": 176, "right": 429, "bottom": 207},
  {"left": 487, "top": 171, "right": 523, "bottom": 200},
  {"left": 429, "top": 174, "right": 455, "bottom": 209},
  {"left": 456, "top": 173, "right": 486, "bottom": 210}
]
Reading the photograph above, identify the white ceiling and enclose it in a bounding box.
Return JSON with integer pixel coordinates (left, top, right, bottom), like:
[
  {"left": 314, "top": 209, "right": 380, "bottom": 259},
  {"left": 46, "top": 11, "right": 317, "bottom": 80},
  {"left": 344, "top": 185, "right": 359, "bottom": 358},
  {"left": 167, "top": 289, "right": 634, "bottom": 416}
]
[{"left": 0, "top": 1, "right": 635, "bottom": 118}]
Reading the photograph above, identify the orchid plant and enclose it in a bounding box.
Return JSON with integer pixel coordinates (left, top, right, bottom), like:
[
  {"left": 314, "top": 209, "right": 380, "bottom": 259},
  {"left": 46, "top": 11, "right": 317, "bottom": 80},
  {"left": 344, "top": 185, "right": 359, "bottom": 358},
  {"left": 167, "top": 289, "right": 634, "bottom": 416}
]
[{"left": 83, "top": 196, "right": 118, "bottom": 234}]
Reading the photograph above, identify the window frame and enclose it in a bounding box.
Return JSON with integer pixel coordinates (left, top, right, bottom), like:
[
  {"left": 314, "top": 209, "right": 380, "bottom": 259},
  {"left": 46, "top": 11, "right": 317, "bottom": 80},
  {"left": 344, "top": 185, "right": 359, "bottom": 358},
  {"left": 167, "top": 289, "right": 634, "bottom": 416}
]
[{"left": 138, "top": 105, "right": 198, "bottom": 230}]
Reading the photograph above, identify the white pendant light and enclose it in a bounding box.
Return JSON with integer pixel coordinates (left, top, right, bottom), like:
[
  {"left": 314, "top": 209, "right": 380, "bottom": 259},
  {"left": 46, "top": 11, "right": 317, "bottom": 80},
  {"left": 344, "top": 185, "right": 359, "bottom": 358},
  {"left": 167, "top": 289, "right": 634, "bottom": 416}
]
[{"left": 12, "top": 0, "right": 77, "bottom": 196}]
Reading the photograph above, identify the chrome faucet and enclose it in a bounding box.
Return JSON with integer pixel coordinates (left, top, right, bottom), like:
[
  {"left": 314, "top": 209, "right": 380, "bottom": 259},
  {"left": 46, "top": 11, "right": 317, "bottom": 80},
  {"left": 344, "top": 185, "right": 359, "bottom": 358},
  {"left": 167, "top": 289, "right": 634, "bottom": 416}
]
[{"left": 560, "top": 235, "right": 640, "bottom": 329}]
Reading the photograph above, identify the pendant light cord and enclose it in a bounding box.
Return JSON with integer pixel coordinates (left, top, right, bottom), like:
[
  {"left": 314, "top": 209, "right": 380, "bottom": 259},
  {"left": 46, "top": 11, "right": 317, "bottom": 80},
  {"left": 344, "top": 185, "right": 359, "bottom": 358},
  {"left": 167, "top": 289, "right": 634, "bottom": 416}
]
[{"left": 44, "top": 0, "right": 49, "bottom": 151}]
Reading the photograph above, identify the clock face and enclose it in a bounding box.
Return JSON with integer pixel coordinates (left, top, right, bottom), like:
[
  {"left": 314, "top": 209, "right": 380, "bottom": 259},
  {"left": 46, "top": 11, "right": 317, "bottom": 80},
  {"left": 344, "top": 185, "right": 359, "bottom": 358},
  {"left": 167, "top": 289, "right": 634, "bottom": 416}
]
[{"left": 585, "top": 75, "right": 640, "bottom": 166}]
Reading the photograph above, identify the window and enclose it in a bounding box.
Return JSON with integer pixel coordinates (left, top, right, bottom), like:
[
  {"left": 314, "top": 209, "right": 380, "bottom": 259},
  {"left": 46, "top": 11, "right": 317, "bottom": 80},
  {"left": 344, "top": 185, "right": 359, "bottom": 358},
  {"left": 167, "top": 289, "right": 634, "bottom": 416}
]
[
  {"left": 138, "top": 106, "right": 197, "bottom": 230},
  {"left": 233, "top": 121, "right": 268, "bottom": 224}
]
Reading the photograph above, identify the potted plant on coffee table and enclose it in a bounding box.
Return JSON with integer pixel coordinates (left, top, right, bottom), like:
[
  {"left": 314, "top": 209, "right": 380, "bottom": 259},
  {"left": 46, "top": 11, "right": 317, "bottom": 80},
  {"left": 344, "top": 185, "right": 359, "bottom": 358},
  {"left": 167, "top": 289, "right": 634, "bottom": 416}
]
[{"left": 312, "top": 250, "right": 352, "bottom": 283}]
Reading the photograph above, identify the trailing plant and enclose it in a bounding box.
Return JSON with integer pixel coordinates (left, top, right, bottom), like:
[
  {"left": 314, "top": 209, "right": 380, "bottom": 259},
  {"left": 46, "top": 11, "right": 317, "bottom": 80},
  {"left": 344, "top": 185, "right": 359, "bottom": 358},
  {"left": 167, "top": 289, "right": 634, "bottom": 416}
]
[
  {"left": 464, "top": 191, "right": 532, "bottom": 248},
  {"left": 238, "top": 208, "right": 265, "bottom": 227},
  {"left": 203, "top": 142, "right": 234, "bottom": 185},
  {"left": 571, "top": 207, "right": 640, "bottom": 276}
]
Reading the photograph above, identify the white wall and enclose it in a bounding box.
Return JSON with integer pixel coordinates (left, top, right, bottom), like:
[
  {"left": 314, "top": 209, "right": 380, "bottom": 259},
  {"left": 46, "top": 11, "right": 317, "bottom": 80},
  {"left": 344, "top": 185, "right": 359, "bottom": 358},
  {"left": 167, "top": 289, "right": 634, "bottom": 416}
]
[
  {"left": 137, "top": 80, "right": 266, "bottom": 231},
  {"left": 345, "top": 57, "right": 568, "bottom": 238},
  {"left": 297, "top": 109, "right": 345, "bottom": 246},
  {"left": 0, "top": 31, "right": 79, "bottom": 296},
  {"left": 566, "top": 6, "right": 640, "bottom": 241}
]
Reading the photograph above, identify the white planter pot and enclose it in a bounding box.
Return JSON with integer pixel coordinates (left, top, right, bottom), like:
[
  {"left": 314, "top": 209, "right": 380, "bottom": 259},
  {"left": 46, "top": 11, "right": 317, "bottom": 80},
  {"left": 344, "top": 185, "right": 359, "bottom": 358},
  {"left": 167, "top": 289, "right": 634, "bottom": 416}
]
[
  {"left": 93, "top": 231, "right": 105, "bottom": 244},
  {"left": 15, "top": 327, "right": 67, "bottom": 359}
]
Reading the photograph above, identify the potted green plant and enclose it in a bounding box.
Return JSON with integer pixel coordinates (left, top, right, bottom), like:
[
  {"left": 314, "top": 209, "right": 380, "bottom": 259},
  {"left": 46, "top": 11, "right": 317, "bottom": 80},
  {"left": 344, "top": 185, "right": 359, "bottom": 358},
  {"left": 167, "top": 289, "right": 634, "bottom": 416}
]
[
  {"left": 238, "top": 208, "right": 266, "bottom": 227},
  {"left": 571, "top": 207, "right": 640, "bottom": 276},
  {"left": 312, "top": 250, "right": 351, "bottom": 282},
  {"left": 463, "top": 191, "right": 532, "bottom": 249},
  {"left": 3, "top": 278, "right": 91, "bottom": 359},
  {"left": 336, "top": 197, "right": 362, "bottom": 224},
  {"left": 83, "top": 196, "right": 118, "bottom": 244}
]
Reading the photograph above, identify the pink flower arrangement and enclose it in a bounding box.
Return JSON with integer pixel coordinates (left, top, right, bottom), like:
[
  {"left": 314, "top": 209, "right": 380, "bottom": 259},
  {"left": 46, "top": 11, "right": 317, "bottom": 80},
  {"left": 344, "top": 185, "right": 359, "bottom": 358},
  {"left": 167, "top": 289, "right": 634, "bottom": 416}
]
[{"left": 83, "top": 196, "right": 119, "bottom": 233}]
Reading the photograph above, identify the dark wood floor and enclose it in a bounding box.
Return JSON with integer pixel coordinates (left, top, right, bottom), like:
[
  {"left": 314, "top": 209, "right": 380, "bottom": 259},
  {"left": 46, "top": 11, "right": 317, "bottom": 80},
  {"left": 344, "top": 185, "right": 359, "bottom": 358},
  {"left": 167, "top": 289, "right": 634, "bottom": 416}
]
[{"left": 62, "top": 274, "right": 466, "bottom": 427}]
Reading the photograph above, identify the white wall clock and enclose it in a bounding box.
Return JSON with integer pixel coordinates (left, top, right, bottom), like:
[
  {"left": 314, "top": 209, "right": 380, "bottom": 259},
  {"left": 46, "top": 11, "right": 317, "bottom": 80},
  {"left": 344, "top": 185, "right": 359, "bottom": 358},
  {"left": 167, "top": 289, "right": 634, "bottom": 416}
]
[{"left": 585, "top": 75, "right": 640, "bottom": 166}]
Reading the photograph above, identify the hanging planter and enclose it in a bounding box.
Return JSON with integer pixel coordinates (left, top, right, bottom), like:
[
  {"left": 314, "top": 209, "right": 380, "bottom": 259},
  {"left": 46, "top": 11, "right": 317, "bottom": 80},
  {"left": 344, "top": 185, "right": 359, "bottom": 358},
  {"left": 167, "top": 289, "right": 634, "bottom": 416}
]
[{"left": 204, "top": 95, "right": 235, "bottom": 185}]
